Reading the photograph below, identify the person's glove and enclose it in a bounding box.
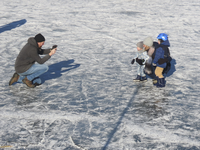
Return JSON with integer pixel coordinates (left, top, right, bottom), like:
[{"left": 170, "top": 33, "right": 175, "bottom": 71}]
[
  {"left": 136, "top": 58, "right": 144, "bottom": 65},
  {"left": 158, "top": 58, "right": 168, "bottom": 64},
  {"left": 131, "top": 59, "right": 135, "bottom": 64},
  {"left": 152, "top": 63, "right": 156, "bottom": 66}
]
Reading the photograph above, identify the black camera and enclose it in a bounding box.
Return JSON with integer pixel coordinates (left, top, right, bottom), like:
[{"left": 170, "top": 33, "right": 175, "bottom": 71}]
[{"left": 52, "top": 45, "right": 57, "bottom": 49}]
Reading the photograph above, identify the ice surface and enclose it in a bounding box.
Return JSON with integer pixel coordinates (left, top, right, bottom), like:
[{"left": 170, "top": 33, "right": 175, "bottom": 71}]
[{"left": 0, "top": 0, "right": 200, "bottom": 149}]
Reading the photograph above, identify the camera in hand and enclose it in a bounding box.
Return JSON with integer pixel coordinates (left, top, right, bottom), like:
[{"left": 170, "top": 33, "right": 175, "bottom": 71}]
[{"left": 52, "top": 45, "right": 57, "bottom": 49}]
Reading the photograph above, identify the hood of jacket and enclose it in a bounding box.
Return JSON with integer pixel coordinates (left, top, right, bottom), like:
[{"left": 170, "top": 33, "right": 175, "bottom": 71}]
[
  {"left": 27, "top": 37, "right": 38, "bottom": 49},
  {"left": 161, "top": 40, "right": 170, "bottom": 47}
]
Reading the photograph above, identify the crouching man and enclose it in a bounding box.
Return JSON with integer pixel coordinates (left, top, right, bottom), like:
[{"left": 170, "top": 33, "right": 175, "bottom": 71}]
[{"left": 9, "top": 33, "right": 57, "bottom": 88}]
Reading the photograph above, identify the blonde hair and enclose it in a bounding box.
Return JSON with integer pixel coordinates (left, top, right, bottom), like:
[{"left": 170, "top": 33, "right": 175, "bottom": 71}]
[{"left": 147, "top": 47, "right": 155, "bottom": 57}]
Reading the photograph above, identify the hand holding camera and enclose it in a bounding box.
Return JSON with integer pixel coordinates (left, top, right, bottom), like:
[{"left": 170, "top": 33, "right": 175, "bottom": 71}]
[{"left": 49, "top": 45, "right": 57, "bottom": 56}]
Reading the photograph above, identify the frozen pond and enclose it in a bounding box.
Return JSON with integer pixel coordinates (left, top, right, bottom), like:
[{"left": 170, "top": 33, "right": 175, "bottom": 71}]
[{"left": 0, "top": 0, "right": 200, "bottom": 149}]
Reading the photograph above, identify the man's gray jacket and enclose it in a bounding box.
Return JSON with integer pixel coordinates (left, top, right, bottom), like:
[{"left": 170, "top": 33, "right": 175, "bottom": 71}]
[{"left": 15, "top": 37, "right": 51, "bottom": 73}]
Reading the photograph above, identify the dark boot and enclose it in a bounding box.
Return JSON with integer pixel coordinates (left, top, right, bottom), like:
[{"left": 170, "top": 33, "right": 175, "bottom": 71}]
[
  {"left": 9, "top": 72, "right": 19, "bottom": 85},
  {"left": 34, "top": 83, "right": 41, "bottom": 86},
  {"left": 32, "top": 77, "right": 42, "bottom": 86},
  {"left": 133, "top": 75, "right": 141, "bottom": 82},
  {"left": 140, "top": 76, "right": 147, "bottom": 82},
  {"left": 22, "top": 77, "right": 36, "bottom": 88},
  {"left": 156, "top": 78, "right": 165, "bottom": 88}
]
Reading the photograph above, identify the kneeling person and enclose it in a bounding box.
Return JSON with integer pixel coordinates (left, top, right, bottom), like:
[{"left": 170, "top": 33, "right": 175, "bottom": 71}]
[{"left": 9, "top": 33, "right": 57, "bottom": 88}]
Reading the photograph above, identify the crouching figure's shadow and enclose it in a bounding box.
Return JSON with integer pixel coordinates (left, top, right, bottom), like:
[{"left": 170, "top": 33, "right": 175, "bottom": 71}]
[{"left": 40, "top": 59, "right": 80, "bottom": 83}]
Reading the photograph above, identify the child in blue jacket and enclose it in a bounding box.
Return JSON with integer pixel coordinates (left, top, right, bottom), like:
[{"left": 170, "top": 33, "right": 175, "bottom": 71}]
[{"left": 152, "top": 33, "right": 170, "bottom": 87}]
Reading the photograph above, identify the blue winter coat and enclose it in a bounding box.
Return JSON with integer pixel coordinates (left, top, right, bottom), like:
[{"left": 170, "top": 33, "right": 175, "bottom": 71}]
[{"left": 152, "top": 40, "right": 170, "bottom": 68}]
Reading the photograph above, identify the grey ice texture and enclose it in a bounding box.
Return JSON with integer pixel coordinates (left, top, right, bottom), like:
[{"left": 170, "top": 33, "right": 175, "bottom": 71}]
[{"left": 0, "top": 0, "right": 200, "bottom": 149}]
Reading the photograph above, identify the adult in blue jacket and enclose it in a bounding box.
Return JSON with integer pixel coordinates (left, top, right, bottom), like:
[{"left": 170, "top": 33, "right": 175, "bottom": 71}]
[{"left": 152, "top": 33, "right": 170, "bottom": 87}]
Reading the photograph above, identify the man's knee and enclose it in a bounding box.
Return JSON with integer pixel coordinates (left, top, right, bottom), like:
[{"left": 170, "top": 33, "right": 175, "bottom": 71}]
[
  {"left": 40, "top": 64, "right": 49, "bottom": 72},
  {"left": 44, "top": 65, "right": 49, "bottom": 72}
]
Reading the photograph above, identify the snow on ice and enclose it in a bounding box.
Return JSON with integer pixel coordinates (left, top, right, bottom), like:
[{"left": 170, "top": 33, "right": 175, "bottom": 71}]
[{"left": 0, "top": 0, "right": 200, "bottom": 149}]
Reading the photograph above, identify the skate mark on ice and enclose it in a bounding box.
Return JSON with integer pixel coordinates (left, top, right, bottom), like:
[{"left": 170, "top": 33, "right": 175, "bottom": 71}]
[{"left": 70, "top": 136, "right": 87, "bottom": 150}]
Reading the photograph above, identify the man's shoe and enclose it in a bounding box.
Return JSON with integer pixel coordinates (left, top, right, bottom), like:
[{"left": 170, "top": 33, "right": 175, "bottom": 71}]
[
  {"left": 140, "top": 76, "right": 147, "bottom": 82},
  {"left": 22, "top": 77, "right": 36, "bottom": 88},
  {"left": 133, "top": 75, "right": 141, "bottom": 82},
  {"left": 32, "top": 77, "right": 42, "bottom": 86},
  {"left": 9, "top": 72, "right": 19, "bottom": 85},
  {"left": 34, "top": 83, "right": 41, "bottom": 87}
]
